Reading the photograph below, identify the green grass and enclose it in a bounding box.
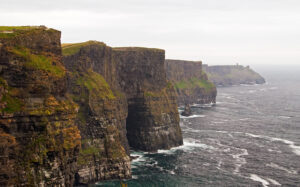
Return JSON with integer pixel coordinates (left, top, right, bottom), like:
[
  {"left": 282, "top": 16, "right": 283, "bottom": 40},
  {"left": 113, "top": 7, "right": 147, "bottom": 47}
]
[
  {"left": 0, "top": 76, "right": 23, "bottom": 113},
  {"left": 0, "top": 26, "right": 46, "bottom": 39},
  {"left": 0, "top": 94, "right": 23, "bottom": 113},
  {"left": 62, "top": 41, "right": 105, "bottom": 56},
  {"left": 0, "top": 26, "right": 39, "bottom": 31},
  {"left": 76, "top": 70, "right": 115, "bottom": 99},
  {"left": 11, "top": 47, "right": 65, "bottom": 77},
  {"left": 174, "top": 77, "right": 215, "bottom": 90}
]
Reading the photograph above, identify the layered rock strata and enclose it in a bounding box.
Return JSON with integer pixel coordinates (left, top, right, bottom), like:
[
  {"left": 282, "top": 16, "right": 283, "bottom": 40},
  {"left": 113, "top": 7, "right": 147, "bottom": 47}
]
[
  {"left": 0, "top": 26, "right": 184, "bottom": 186},
  {"left": 202, "top": 65, "right": 265, "bottom": 86},
  {"left": 113, "top": 48, "right": 183, "bottom": 152},
  {"left": 165, "top": 59, "right": 217, "bottom": 105},
  {"left": 0, "top": 26, "right": 80, "bottom": 186},
  {"left": 62, "top": 42, "right": 131, "bottom": 185}
]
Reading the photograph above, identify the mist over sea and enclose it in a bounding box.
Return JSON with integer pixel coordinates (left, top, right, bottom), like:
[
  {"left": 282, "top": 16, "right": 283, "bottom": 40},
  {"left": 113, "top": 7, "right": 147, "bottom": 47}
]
[{"left": 97, "top": 65, "right": 300, "bottom": 187}]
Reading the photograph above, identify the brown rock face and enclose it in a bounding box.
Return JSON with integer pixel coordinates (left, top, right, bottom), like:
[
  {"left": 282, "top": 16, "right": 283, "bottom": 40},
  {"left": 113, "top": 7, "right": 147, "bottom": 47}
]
[
  {"left": 113, "top": 48, "right": 183, "bottom": 151},
  {"left": 63, "top": 42, "right": 131, "bottom": 185},
  {"left": 165, "top": 59, "right": 217, "bottom": 105},
  {"left": 0, "top": 27, "right": 80, "bottom": 186},
  {"left": 0, "top": 27, "right": 184, "bottom": 185}
]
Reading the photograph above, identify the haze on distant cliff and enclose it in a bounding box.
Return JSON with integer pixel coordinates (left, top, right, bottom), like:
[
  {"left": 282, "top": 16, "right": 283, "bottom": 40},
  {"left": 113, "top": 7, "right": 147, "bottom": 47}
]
[{"left": 1, "top": 0, "right": 300, "bottom": 66}]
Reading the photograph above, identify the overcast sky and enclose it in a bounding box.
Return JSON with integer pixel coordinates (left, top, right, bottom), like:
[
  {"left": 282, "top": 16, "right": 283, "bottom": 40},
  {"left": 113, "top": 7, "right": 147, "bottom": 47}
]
[{"left": 1, "top": 0, "right": 300, "bottom": 66}]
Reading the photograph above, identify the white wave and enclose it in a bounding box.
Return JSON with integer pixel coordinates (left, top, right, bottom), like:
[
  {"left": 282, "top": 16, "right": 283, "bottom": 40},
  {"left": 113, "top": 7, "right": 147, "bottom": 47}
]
[
  {"left": 180, "top": 114, "right": 206, "bottom": 119},
  {"left": 232, "top": 148, "right": 248, "bottom": 173},
  {"left": 246, "top": 133, "right": 300, "bottom": 156},
  {"left": 266, "top": 163, "right": 297, "bottom": 174},
  {"left": 239, "top": 118, "right": 250, "bottom": 121},
  {"left": 250, "top": 174, "right": 269, "bottom": 187},
  {"left": 278, "top": 115, "right": 292, "bottom": 119},
  {"left": 132, "top": 175, "right": 139, "bottom": 179},
  {"left": 131, "top": 152, "right": 147, "bottom": 163},
  {"left": 191, "top": 103, "right": 215, "bottom": 108},
  {"left": 182, "top": 127, "right": 201, "bottom": 133},
  {"left": 266, "top": 178, "right": 281, "bottom": 186},
  {"left": 157, "top": 138, "right": 214, "bottom": 154}
]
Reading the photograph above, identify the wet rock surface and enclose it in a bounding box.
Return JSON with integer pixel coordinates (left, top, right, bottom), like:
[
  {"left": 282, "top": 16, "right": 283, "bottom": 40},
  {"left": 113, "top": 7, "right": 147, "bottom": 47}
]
[{"left": 181, "top": 104, "right": 192, "bottom": 116}]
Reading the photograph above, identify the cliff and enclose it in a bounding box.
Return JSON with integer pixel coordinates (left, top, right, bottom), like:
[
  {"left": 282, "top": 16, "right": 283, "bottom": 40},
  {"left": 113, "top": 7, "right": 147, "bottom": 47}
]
[
  {"left": 113, "top": 48, "right": 183, "bottom": 152},
  {"left": 202, "top": 65, "right": 266, "bottom": 86},
  {"left": 0, "top": 26, "right": 184, "bottom": 186},
  {"left": 0, "top": 26, "right": 80, "bottom": 186},
  {"left": 165, "top": 59, "right": 217, "bottom": 105},
  {"left": 62, "top": 41, "right": 131, "bottom": 185}
]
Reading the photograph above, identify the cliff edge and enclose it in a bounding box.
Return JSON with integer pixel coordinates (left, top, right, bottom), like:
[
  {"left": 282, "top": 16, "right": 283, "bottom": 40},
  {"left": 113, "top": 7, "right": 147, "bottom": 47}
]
[{"left": 0, "top": 26, "right": 80, "bottom": 186}]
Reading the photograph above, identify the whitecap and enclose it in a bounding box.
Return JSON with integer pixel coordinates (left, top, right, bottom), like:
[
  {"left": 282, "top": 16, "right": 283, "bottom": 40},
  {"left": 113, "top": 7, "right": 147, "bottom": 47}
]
[
  {"left": 266, "top": 178, "right": 281, "bottom": 186},
  {"left": 250, "top": 174, "right": 269, "bottom": 187},
  {"left": 246, "top": 133, "right": 300, "bottom": 156},
  {"left": 278, "top": 116, "right": 292, "bottom": 119},
  {"left": 232, "top": 148, "right": 248, "bottom": 173},
  {"left": 157, "top": 138, "right": 215, "bottom": 154},
  {"left": 180, "top": 114, "right": 206, "bottom": 119},
  {"left": 266, "top": 163, "right": 297, "bottom": 174}
]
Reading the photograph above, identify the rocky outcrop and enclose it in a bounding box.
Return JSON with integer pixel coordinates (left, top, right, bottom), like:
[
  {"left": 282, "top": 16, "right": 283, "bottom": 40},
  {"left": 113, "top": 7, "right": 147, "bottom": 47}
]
[
  {"left": 165, "top": 59, "right": 217, "bottom": 105},
  {"left": 181, "top": 104, "right": 192, "bottom": 117},
  {"left": 62, "top": 41, "right": 131, "bottom": 184},
  {"left": 0, "top": 26, "right": 80, "bottom": 186},
  {"left": 113, "top": 48, "right": 183, "bottom": 152},
  {"left": 202, "top": 64, "right": 265, "bottom": 86}
]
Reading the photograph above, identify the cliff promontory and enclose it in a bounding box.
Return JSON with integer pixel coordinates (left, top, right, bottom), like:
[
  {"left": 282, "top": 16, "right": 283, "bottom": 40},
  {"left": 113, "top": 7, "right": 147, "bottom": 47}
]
[
  {"left": 202, "top": 64, "right": 265, "bottom": 86},
  {"left": 113, "top": 48, "right": 183, "bottom": 151},
  {"left": 0, "top": 26, "right": 80, "bottom": 186},
  {"left": 165, "top": 59, "right": 217, "bottom": 105},
  {"left": 62, "top": 41, "right": 131, "bottom": 185}
]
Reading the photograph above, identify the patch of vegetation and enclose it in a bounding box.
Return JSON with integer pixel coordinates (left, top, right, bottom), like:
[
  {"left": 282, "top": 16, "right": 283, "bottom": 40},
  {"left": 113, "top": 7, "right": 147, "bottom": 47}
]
[
  {"left": 0, "top": 94, "right": 23, "bottom": 113},
  {"left": 76, "top": 70, "right": 115, "bottom": 99},
  {"left": 77, "top": 141, "right": 103, "bottom": 165},
  {"left": 174, "top": 77, "right": 215, "bottom": 90},
  {"left": 0, "top": 26, "right": 47, "bottom": 39},
  {"left": 62, "top": 41, "right": 105, "bottom": 56},
  {"left": 10, "top": 47, "right": 65, "bottom": 77},
  {"left": 0, "top": 26, "right": 39, "bottom": 31}
]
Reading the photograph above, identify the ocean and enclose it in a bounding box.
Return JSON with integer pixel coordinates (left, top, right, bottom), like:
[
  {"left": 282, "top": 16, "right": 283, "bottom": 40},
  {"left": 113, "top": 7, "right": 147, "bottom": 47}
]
[{"left": 96, "top": 66, "right": 300, "bottom": 187}]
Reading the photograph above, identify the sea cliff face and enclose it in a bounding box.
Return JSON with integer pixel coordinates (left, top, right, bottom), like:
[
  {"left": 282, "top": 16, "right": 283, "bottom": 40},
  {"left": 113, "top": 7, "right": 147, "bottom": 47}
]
[
  {"left": 113, "top": 48, "right": 183, "bottom": 152},
  {"left": 62, "top": 42, "right": 131, "bottom": 185},
  {"left": 0, "top": 26, "right": 184, "bottom": 186},
  {"left": 0, "top": 26, "right": 80, "bottom": 186},
  {"left": 165, "top": 59, "right": 217, "bottom": 105},
  {"left": 202, "top": 65, "right": 265, "bottom": 86}
]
